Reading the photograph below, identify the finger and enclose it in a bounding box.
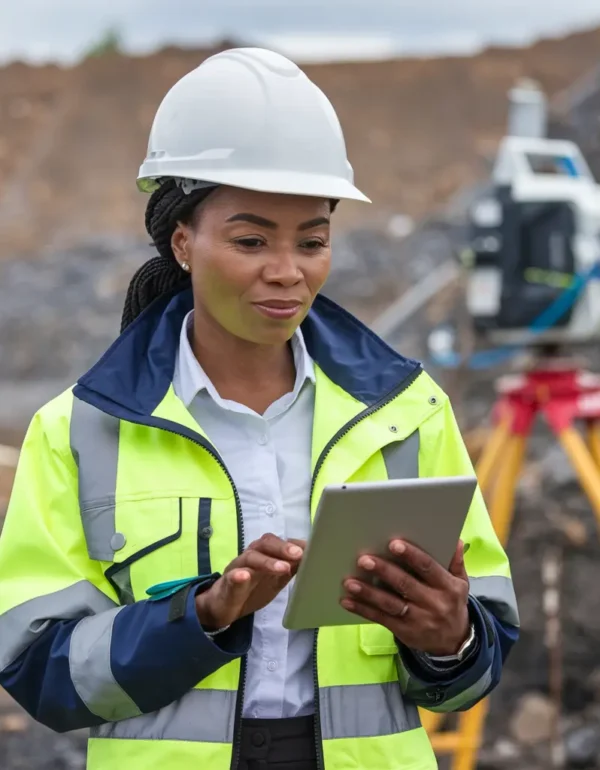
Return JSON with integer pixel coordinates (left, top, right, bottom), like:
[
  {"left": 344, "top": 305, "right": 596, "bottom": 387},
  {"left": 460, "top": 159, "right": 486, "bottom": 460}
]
[
  {"left": 247, "top": 549, "right": 293, "bottom": 574},
  {"left": 387, "top": 540, "right": 451, "bottom": 588},
  {"left": 340, "top": 597, "right": 397, "bottom": 629},
  {"left": 343, "top": 579, "right": 409, "bottom": 618},
  {"left": 229, "top": 568, "right": 252, "bottom": 584},
  {"left": 218, "top": 568, "right": 255, "bottom": 613},
  {"left": 237, "top": 549, "right": 293, "bottom": 575},
  {"left": 223, "top": 566, "right": 280, "bottom": 599},
  {"left": 221, "top": 568, "right": 254, "bottom": 596},
  {"left": 288, "top": 538, "right": 307, "bottom": 551},
  {"left": 357, "top": 554, "right": 429, "bottom": 605},
  {"left": 449, "top": 541, "right": 469, "bottom": 582},
  {"left": 248, "top": 533, "right": 304, "bottom": 562}
]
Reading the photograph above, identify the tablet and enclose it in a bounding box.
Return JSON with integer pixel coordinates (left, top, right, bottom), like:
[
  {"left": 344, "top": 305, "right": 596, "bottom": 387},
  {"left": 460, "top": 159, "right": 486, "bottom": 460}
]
[{"left": 282, "top": 475, "right": 477, "bottom": 630}]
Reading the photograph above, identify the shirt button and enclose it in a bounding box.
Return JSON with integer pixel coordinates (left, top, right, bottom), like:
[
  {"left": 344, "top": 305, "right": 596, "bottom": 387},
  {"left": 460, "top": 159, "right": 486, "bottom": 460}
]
[
  {"left": 264, "top": 503, "right": 276, "bottom": 516},
  {"left": 258, "top": 434, "right": 268, "bottom": 445},
  {"left": 267, "top": 660, "right": 278, "bottom": 672}
]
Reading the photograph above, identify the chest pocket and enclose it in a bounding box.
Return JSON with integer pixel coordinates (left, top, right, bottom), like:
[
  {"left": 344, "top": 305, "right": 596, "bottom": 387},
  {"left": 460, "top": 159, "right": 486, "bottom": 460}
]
[
  {"left": 359, "top": 623, "right": 399, "bottom": 656},
  {"left": 81, "top": 496, "right": 205, "bottom": 605},
  {"left": 71, "top": 401, "right": 231, "bottom": 602}
]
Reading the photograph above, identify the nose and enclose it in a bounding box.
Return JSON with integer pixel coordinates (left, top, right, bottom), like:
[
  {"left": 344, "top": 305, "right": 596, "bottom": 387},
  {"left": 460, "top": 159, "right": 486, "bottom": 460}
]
[{"left": 262, "top": 249, "right": 302, "bottom": 287}]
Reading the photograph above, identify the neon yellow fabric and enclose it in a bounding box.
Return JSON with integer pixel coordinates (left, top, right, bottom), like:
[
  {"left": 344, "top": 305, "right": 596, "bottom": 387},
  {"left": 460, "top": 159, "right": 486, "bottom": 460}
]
[
  {"left": 0, "top": 390, "right": 115, "bottom": 616},
  {"left": 87, "top": 738, "right": 233, "bottom": 769},
  {"left": 322, "top": 729, "right": 436, "bottom": 770}
]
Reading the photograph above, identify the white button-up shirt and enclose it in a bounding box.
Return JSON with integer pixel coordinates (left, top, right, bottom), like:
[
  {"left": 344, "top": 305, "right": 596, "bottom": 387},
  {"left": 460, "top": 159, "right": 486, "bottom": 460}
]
[{"left": 173, "top": 311, "right": 316, "bottom": 719}]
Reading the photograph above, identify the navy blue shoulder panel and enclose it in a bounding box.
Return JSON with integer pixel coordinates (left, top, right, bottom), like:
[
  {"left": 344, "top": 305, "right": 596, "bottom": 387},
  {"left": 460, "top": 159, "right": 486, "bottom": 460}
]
[
  {"left": 75, "top": 288, "right": 422, "bottom": 416},
  {"left": 303, "top": 295, "right": 422, "bottom": 406}
]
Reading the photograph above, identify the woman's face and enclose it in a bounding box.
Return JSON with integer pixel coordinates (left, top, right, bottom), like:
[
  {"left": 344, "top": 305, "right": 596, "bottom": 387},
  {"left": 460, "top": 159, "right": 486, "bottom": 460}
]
[{"left": 172, "top": 186, "right": 332, "bottom": 345}]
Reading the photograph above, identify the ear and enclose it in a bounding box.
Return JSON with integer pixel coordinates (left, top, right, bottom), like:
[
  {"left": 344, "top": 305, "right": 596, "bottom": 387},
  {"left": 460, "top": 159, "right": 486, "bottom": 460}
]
[{"left": 171, "top": 222, "right": 191, "bottom": 264}]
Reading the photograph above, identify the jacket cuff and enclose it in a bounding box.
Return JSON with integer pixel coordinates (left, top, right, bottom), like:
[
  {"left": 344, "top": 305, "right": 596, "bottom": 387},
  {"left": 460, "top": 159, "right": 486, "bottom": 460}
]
[
  {"left": 108, "top": 576, "right": 253, "bottom": 714},
  {"left": 189, "top": 580, "right": 254, "bottom": 655},
  {"left": 397, "top": 596, "right": 484, "bottom": 683}
]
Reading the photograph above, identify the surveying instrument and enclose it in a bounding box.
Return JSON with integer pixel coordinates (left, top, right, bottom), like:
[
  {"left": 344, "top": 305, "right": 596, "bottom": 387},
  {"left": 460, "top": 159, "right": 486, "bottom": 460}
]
[{"left": 422, "top": 81, "right": 600, "bottom": 768}]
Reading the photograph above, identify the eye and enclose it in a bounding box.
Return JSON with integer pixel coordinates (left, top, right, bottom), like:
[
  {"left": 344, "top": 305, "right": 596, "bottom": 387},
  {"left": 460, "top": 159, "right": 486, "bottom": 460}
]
[
  {"left": 234, "top": 237, "right": 265, "bottom": 249},
  {"left": 300, "top": 238, "right": 328, "bottom": 252}
]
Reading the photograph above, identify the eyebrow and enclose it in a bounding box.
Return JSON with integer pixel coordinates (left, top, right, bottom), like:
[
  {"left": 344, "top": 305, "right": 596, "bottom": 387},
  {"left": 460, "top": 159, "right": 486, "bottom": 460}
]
[
  {"left": 226, "top": 213, "right": 330, "bottom": 231},
  {"left": 298, "top": 216, "right": 330, "bottom": 231}
]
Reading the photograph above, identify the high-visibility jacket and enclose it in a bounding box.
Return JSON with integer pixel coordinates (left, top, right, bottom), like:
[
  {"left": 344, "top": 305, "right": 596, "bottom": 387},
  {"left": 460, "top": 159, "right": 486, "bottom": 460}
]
[{"left": 0, "top": 289, "right": 519, "bottom": 770}]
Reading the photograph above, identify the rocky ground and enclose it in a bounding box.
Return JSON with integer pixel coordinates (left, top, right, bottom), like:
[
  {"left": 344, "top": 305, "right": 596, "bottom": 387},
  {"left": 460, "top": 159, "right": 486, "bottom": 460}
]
[{"left": 0, "top": 687, "right": 87, "bottom": 770}]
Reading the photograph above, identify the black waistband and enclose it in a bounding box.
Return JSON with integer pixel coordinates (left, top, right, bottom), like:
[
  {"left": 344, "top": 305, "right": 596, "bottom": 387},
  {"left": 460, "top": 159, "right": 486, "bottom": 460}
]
[{"left": 239, "top": 715, "right": 317, "bottom": 769}]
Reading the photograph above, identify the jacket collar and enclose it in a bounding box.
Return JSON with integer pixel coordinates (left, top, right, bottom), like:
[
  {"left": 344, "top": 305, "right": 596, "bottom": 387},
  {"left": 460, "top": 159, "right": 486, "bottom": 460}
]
[{"left": 74, "top": 287, "right": 421, "bottom": 418}]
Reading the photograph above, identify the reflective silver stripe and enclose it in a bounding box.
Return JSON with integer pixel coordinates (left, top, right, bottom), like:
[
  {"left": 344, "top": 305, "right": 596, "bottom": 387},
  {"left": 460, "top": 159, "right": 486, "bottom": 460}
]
[
  {"left": 320, "top": 681, "right": 420, "bottom": 739},
  {"left": 470, "top": 575, "right": 520, "bottom": 627},
  {"left": 0, "top": 581, "right": 118, "bottom": 670},
  {"left": 382, "top": 431, "right": 419, "bottom": 480},
  {"left": 91, "top": 688, "right": 237, "bottom": 742},
  {"left": 69, "top": 606, "right": 142, "bottom": 721},
  {"left": 70, "top": 397, "right": 120, "bottom": 561},
  {"left": 91, "top": 683, "right": 417, "bottom": 743},
  {"left": 427, "top": 663, "right": 493, "bottom": 713}
]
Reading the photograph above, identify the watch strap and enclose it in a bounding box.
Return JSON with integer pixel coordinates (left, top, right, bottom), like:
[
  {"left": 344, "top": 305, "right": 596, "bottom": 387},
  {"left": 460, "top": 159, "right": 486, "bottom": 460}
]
[
  {"left": 204, "top": 624, "right": 231, "bottom": 638},
  {"left": 426, "top": 623, "right": 476, "bottom": 663}
]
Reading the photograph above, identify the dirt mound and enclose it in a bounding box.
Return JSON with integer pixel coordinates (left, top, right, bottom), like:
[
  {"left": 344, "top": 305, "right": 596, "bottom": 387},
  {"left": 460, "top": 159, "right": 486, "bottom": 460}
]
[{"left": 1, "top": 27, "right": 600, "bottom": 256}]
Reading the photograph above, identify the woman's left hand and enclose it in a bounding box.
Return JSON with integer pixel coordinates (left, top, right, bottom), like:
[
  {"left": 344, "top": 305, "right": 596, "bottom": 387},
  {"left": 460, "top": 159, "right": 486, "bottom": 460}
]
[{"left": 340, "top": 540, "right": 470, "bottom": 657}]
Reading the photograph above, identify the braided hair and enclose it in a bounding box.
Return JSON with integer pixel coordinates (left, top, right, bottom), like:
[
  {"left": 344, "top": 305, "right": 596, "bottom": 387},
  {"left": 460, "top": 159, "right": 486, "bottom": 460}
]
[{"left": 120, "top": 179, "right": 216, "bottom": 332}]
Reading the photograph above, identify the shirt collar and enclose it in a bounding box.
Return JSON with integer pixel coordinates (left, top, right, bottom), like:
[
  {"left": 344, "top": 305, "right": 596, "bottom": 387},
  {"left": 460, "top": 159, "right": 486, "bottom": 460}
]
[{"left": 173, "top": 310, "right": 316, "bottom": 409}]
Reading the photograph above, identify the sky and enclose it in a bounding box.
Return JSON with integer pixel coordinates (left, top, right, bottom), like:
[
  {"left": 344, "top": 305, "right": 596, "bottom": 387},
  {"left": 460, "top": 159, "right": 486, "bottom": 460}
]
[{"left": 1, "top": 0, "right": 600, "bottom": 65}]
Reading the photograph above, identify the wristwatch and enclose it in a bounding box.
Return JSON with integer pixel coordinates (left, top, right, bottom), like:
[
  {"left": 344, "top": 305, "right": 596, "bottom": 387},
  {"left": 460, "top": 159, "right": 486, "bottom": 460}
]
[
  {"left": 427, "top": 623, "right": 476, "bottom": 663},
  {"left": 204, "top": 624, "right": 231, "bottom": 638}
]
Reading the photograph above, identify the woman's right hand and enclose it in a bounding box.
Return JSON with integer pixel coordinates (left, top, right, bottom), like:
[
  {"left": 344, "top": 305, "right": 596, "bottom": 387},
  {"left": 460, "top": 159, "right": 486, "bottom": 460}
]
[{"left": 195, "top": 533, "right": 305, "bottom": 630}]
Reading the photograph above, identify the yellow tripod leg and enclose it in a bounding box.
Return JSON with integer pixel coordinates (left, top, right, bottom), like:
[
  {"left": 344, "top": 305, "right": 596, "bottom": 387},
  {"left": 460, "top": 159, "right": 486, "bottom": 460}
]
[
  {"left": 558, "top": 426, "right": 600, "bottom": 531},
  {"left": 420, "top": 709, "right": 444, "bottom": 738},
  {"left": 451, "top": 433, "right": 527, "bottom": 770},
  {"left": 477, "top": 416, "right": 512, "bottom": 495},
  {"left": 488, "top": 433, "right": 527, "bottom": 542},
  {"left": 586, "top": 421, "right": 600, "bottom": 468}
]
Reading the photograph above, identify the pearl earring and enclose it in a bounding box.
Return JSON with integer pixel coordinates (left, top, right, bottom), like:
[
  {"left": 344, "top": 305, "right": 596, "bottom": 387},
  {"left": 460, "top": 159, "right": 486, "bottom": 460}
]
[{"left": 181, "top": 261, "right": 191, "bottom": 273}]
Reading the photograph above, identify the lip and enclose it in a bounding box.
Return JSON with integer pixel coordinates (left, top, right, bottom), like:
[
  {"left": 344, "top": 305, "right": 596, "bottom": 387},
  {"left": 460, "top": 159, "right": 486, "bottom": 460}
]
[{"left": 252, "top": 301, "right": 303, "bottom": 320}]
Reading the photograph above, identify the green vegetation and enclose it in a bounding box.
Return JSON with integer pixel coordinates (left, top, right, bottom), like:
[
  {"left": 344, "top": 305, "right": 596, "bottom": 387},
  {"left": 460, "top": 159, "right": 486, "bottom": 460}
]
[{"left": 83, "top": 27, "right": 123, "bottom": 59}]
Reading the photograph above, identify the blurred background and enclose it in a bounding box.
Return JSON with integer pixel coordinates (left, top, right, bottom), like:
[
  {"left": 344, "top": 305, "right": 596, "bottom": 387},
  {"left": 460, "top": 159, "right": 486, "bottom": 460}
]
[{"left": 4, "top": 2, "right": 600, "bottom": 768}]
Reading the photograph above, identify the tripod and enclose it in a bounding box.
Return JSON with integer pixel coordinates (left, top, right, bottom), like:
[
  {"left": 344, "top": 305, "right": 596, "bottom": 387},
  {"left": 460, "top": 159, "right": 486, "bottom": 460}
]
[{"left": 420, "top": 357, "right": 600, "bottom": 769}]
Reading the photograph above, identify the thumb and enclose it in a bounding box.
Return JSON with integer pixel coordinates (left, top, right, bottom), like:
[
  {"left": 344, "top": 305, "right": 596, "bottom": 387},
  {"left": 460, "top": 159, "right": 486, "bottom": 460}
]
[
  {"left": 217, "top": 569, "right": 255, "bottom": 622},
  {"left": 449, "top": 541, "right": 469, "bottom": 581}
]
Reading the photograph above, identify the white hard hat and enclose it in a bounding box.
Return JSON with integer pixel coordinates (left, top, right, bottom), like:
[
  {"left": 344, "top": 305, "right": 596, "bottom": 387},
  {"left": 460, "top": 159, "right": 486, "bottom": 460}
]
[{"left": 137, "top": 47, "right": 370, "bottom": 203}]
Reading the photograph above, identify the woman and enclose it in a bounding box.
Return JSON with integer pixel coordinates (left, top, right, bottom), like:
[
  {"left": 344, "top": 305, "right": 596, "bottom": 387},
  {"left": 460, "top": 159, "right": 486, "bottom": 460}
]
[{"left": 0, "top": 48, "right": 518, "bottom": 770}]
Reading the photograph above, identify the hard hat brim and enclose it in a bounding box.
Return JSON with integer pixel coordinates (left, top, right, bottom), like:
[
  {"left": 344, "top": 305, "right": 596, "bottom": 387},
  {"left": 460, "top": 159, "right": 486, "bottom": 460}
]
[{"left": 137, "top": 166, "right": 371, "bottom": 203}]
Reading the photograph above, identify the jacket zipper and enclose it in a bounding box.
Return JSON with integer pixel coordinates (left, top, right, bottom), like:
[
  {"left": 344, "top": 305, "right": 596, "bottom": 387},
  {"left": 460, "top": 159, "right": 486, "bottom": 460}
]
[
  {"left": 141, "top": 423, "right": 248, "bottom": 770},
  {"left": 308, "top": 366, "right": 423, "bottom": 770},
  {"left": 147, "top": 423, "right": 248, "bottom": 770}
]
